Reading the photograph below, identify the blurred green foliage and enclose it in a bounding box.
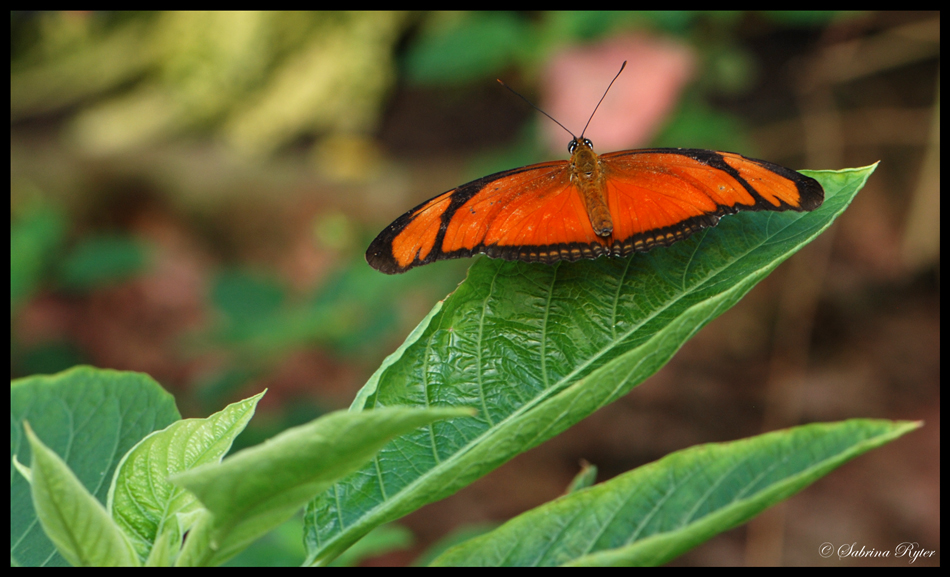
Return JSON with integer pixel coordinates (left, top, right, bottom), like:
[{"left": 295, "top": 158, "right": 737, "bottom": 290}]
[
  {"left": 328, "top": 524, "right": 414, "bottom": 567},
  {"left": 188, "top": 254, "right": 465, "bottom": 416},
  {"left": 11, "top": 196, "right": 145, "bottom": 301},
  {"left": 11, "top": 10, "right": 843, "bottom": 383},
  {"left": 205, "top": 257, "right": 458, "bottom": 358},
  {"left": 11, "top": 203, "right": 66, "bottom": 315},
  {"left": 405, "top": 12, "right": 530, "bottom": 85},
  {"left": 212, "top": 269, "right": 287, "bottom": 326},
  {"left": 10, "top": 199, "right": 153, "bottom": 375},
  {"left": 410, "top": 523, "right": 497, "bottom": 567},
  {"left": 18, "top": 342, "right": 87, "bottom": 379},
  {"left": 221, "top": 515, "right": 308, "bottom": 567},
  {"left": 56, "top": 235, "right": 150, "bottom": 291},
  {"left": 12, "top": 11, "right": 407, "bottom": 156},
  {"left": 11, "top": 11, "right": 841, "bottom": 155}
]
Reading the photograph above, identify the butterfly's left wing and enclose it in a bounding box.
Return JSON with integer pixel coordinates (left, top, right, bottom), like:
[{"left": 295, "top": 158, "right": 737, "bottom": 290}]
[{"left": 367, "top": 160, "right": 612, "bottom": 273}]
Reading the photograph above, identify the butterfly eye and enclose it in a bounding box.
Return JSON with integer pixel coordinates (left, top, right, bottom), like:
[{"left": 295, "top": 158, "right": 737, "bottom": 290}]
[
  {"left": 583, "top": 138, "right": 593, "bottom": 149},
  {"left": 568, "top": 139, "right": 578, "bottom": 154}
]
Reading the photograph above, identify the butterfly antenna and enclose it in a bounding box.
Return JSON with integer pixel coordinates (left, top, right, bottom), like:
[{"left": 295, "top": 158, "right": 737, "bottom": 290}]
[
  {"left": 497, "top": 78, "right": 576, "bottom": 139},
  {"left": 579, "top": 61, "right": 627, "bottom": 139}
]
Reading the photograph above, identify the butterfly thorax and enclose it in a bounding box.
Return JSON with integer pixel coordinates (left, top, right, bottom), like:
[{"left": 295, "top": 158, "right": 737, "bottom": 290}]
[{"left": 568, "top": 137, "right": 613, "bottom": 237}]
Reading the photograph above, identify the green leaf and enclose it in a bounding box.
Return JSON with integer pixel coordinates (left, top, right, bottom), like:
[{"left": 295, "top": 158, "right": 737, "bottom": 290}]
[
  {"left": 108, "top": 391, "right": 265, "bottom": 565},
  {"left": 431, "top": 419, "right": 920, "bottom": 566},
  {"left": 22, "top": 422, "right": 139, "bottom": 567},
  {"left": 170, "top": 406, "right": 474, "bottom": 566},
  {"left": 305, "top": 166, "right": 875, "bottom": 565},
  {"left": 10, "top": 366, "right": 180, "bottom": 567}
]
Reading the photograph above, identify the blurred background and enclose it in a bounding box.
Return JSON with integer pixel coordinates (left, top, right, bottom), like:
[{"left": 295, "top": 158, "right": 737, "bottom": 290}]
[{"left": 10, "top": 11, "right": 938, "bottom": 566}]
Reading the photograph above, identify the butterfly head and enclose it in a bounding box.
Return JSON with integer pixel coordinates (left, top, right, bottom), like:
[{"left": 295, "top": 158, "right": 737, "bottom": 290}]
[{"left": 568, "top": 137, "right": 594, "bottom": 155}]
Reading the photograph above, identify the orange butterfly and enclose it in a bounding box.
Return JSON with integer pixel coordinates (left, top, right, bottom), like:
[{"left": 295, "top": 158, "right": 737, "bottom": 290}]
[{"left": 366, "top": 65, "right": 823, "bottom": 275}]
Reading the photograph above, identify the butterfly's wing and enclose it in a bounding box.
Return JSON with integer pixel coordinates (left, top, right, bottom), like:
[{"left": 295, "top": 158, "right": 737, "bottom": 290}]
[
  {"left": 366, "top": 149, "right": 824, "bottom": 274},
  {"left": 367, "top": 160, "right": 618, "bottom": 273},
  {"left": 599, "top": 148, "right": 824, "bottom": 255}
]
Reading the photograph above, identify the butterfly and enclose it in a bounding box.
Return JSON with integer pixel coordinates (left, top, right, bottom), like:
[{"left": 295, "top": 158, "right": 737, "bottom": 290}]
[{"left": 366, "top": 65, "right": 823, "bottom": 275}]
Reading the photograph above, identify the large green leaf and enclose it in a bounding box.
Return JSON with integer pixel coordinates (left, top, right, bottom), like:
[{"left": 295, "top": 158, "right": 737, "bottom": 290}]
[
  {"left": 304, "top": 166, "right": 875, "bottom": 565},
  {"left": 10, "top": 367, "right": 180, "bottom": 567},
  {"left": 430, "top": 419, "right": 919, "bottom": 566}
]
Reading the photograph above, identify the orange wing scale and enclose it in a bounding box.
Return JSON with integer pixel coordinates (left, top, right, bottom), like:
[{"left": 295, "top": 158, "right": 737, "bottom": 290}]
[{"left": 366, "top": 148, "right": 823, "bottom": 274}]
